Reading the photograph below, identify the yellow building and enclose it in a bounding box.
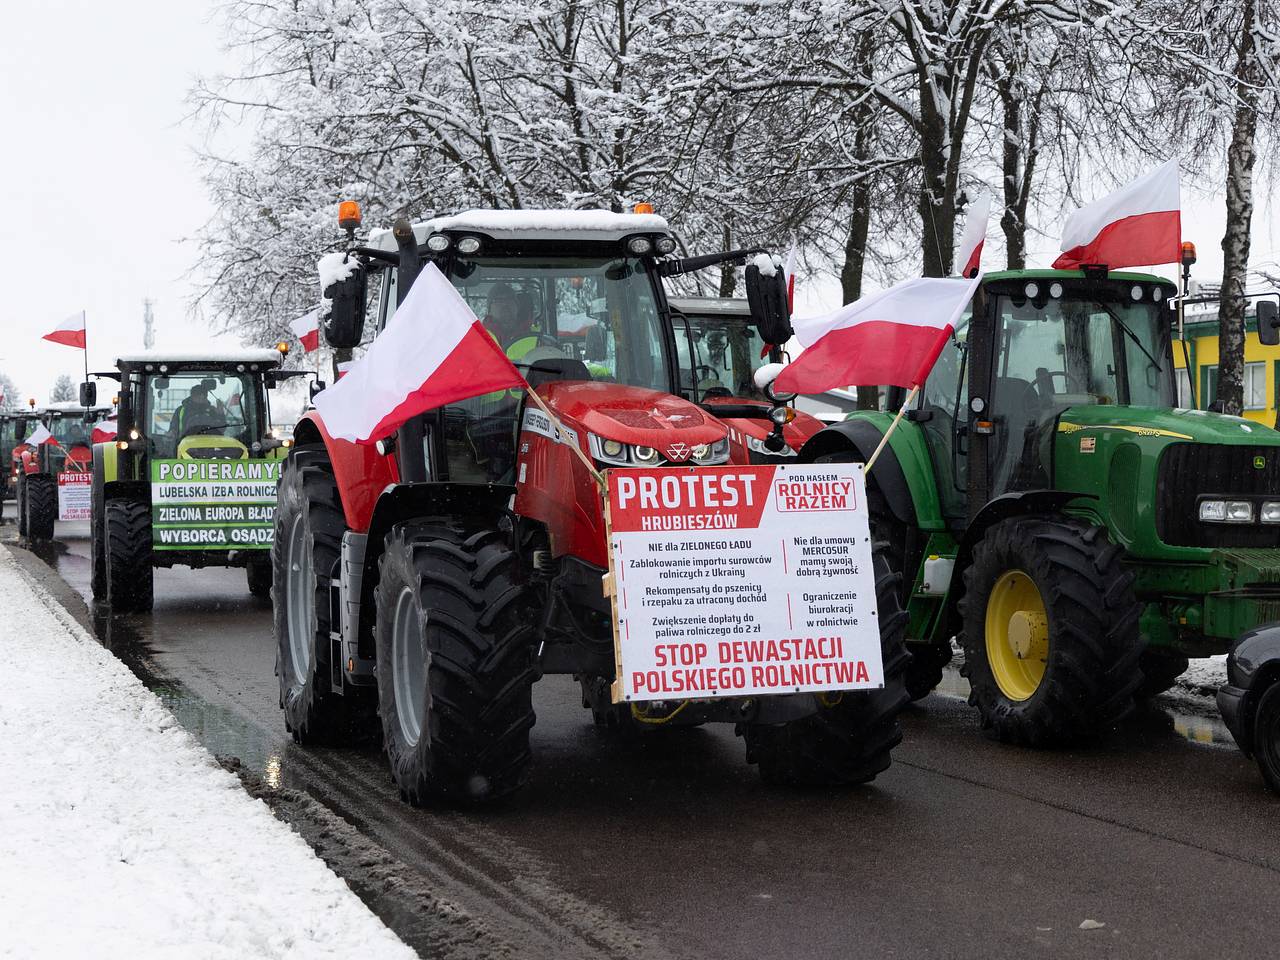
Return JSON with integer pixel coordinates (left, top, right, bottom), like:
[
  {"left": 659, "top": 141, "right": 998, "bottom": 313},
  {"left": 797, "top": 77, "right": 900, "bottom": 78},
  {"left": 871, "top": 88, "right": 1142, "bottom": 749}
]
[{"left": 1171, "top": 302, "right": 1280, "bottom": 426}]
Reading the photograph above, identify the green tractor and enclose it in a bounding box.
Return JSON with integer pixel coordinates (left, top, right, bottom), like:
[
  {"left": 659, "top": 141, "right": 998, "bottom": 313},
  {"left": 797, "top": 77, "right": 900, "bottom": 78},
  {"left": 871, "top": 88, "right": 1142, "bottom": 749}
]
[
  {"left": 801, "top": 268, "right": 1280, "bottom": 744},
  {"left": 89, "top": 351, "right": 303, "bottom": 611}
]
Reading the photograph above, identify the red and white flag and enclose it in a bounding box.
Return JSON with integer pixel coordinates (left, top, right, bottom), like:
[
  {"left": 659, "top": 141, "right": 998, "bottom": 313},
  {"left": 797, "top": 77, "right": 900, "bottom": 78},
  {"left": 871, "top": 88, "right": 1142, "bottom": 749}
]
[
  {"left": 290, "top": 308, "right": 321, "bottom": 353},
  {"left": 91, "top": 417, "right": 118, "bottom": 443},
  {"left": 22, "top": 424, "right": 54, "bottom": 448},
  {"left": 957, "top": 194, "right": 990, "bottom": 278},
  {"left": 774, "top": 274, "right": 982, "bottom": 394},
  {"left": 313, "top": 263, "right": 525, "bottom": 443},
  {"left": 43, "top": 311, "right": 86, "bottom": 350},
  {"left": 336, "top": 360, "right": 356, "bottom": 380},
  {"left": 1053, "top": 160, "right": 1180, "bottom": 270}
]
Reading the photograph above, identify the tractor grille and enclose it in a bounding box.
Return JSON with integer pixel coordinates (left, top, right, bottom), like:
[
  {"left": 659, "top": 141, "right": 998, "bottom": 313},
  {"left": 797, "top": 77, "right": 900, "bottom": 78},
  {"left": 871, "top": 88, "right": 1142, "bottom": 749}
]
[{"left": 1157, "top": 443, "right": 1280, "bottom": 548}]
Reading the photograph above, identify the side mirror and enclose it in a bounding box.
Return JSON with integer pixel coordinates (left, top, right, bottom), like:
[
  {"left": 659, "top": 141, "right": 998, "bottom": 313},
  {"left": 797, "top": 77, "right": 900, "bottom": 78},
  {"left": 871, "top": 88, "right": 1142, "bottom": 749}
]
[
  {"left": 322, "top": 258, "right": 368, "bottom": 349},
  {"left": 745, "top": 259, "right": 793, "bottom": 346},
  {"left": 79, "top": 381, "right": 97, "bottom": 407},
  {"left": 1258, "top": 300, "right": 1279, "bottom": 346},
  {"left": 585, "top": 324, "right": 607, "bottom": 362}
]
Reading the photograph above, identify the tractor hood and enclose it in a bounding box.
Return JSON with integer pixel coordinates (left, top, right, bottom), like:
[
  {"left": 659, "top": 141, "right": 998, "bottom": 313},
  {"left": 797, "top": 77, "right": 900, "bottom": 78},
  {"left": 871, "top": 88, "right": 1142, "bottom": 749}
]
[
  {"left": 1057, "top": 405, "right": 1280, "bottom": 446},
  {"left": 536, "top": 381, "right": 727, "bottom": 447}
]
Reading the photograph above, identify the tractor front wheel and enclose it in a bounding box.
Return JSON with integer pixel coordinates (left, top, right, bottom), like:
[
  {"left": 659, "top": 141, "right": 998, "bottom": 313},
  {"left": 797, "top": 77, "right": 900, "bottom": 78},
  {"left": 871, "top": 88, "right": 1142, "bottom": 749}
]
[
  {"left": 374, "top": 521, "right": 537, "bottom": 804},
  {"left": 104, "top": 499, "right": 154, "bottom": 612},
  {"left": 274, "top": 451, "right": 361, "bottom": 744},
  {"left": 25, "top": 473, "right": 56, "bottom": 541},
  {"left": 959, "top": 517, "right": 1143, "bottom": 746},
  {"left": 742, "top": 544, "right": 910, "bottom": 785}
]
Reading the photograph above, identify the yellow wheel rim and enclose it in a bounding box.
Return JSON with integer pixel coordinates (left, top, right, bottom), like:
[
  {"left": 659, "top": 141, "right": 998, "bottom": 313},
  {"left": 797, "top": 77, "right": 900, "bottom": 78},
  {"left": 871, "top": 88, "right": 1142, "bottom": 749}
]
[{"left": 984, "top": 570, "right": 1049, "bottom": 702}]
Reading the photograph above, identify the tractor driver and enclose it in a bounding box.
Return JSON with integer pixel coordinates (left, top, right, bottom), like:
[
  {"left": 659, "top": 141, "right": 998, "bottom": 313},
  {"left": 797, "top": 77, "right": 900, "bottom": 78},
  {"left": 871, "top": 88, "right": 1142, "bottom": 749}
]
[
  {"left": 482, "top": 282, "right": 540, "bottom": 360},
  {"left": 172, "top": 383, "right": 223, "bottom": 441}
]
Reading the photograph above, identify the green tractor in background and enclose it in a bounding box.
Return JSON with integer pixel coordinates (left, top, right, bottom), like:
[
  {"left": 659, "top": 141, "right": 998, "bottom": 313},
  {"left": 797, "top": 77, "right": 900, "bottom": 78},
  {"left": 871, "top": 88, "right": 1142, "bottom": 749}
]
[
  {"left": 802, "top": 268, "right": 1280, "bottom": 745},
  {"left": 89, "top": 351, "right": 303, "bottom": 611}
]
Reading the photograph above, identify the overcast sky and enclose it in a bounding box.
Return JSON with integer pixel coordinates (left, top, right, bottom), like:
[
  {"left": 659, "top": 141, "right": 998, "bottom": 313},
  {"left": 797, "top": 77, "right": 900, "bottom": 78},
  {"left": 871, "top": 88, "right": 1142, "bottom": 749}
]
[{"left": 3, "top": 0, "right": 1278, "bottom": 404}]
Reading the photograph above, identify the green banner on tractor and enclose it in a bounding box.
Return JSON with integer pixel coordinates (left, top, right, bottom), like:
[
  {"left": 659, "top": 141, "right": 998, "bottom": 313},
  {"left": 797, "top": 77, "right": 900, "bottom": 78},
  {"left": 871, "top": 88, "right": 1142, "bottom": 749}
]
[{"left": 150, "top": 458, "right": 283, "bottom": 551}]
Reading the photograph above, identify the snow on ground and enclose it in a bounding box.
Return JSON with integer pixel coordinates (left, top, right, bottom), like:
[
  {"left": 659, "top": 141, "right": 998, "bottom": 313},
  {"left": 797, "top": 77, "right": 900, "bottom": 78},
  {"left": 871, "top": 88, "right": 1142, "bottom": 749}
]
[
  {"left": 0, "top": 549, "right": 415, "bottom": 960},
  {"left": 1177, "top": 655, "right": 1229, "bottom": 696}
]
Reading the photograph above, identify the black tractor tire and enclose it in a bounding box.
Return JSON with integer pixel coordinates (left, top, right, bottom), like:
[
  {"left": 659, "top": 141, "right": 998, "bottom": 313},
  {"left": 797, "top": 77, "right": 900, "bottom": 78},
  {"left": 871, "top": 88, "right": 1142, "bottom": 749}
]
[
  {"left": 104, "top": 499, "right": 154, "bottom": 612},
  {"left": 274, "top": 450, "right": 362, "bottom": 744},
  {"left": 959, "top": 516, "right": 1143, "bottom": 747},
  {"left": 25, "top": 473, "right": 56, "bottom": 541},
  {"left": 815, "top": 449, "right": 949, "bottom": 701},
  {"left": 374, "top": 520, "right": 537, "bottom": 804},
  {"left": 246, "top": 559, "right": 272, "bottom": 599},
  {"left": 1254, "top": 683, "right": 1280, "bottom": 795},
  {"left": 742, "top": 544, "right": 911, "bottom": 786},
  {"left": 1135, "top": 650, "right": 1190, "bottom": 700},
  {"left": 15, "top": 477, "right": 27, "bottom": 536}
]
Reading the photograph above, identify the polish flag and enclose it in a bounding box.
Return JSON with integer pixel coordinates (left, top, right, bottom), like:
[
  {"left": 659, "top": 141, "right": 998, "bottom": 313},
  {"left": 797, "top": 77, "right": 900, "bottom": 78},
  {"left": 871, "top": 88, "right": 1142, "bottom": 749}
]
[
  {"left": 773, "top": 274, "right": 982, "bottom": 394},
  {"left": 313, "top": 263, "right": 525, "bottom": 443},
  {"left": 92, "top": 418, "right": 118, "bottom": 443},
  {"left": 22, "top": 424, "right": 54, "bottom": 448},
  {"left": 957, "top": 194, "right": 990, "bottom": 278},
  {"left": 290, "top": 308, "right": 321, "bottom": 353},
  {"left": 43, "top": 311, "right": 86, "bottom": 350},
  {"left": 1053, "top": 160, "right": 1180, "bottom": 270}
]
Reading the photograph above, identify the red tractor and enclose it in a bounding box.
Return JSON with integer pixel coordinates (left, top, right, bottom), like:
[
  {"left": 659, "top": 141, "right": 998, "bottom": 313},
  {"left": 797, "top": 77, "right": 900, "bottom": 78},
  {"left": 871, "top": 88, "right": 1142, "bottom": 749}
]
[
  {"left": 668, "top": 295, "right": 824, "bottom": 461},
  {"left": 14, "top": 402, "right": 109, "bottom": 541},
  {"left": 276, "top": 208, "right": 909, "bottom": 803}
]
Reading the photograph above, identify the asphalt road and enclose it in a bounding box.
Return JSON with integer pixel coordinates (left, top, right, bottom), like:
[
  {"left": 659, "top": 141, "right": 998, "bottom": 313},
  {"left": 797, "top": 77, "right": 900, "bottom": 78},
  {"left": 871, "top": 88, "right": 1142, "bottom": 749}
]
[{"left": 15, "top": 517, "right": 1280, "bottom": 959}]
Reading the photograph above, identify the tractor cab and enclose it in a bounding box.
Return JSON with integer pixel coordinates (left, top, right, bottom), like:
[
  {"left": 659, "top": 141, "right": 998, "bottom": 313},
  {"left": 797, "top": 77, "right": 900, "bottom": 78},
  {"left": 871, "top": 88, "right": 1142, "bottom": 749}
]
[
  {"left": 668, "top": 295, "right": 823, "bottom": 460},
  {"left": 919, "top": 270, "right": 1177, "bottom": 521},
  {"left": 40, "top": 402, "right": 112, "bottom": 475}
]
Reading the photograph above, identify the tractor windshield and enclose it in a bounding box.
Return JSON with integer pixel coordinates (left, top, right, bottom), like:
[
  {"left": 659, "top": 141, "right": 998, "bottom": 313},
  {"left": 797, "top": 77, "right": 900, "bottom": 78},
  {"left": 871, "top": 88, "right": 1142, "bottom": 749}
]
[
  {"left": 674, "top": 310, "right": 772, "bottom": 401},
  {"left": 142, "top": 371, "right": 264, "bottom": 458},
  {"left": 991, "top": 288, "right": 1174, "bottom": 493},
  {"left": 49, "top": 414, "right": 92, "bottom": 448}
]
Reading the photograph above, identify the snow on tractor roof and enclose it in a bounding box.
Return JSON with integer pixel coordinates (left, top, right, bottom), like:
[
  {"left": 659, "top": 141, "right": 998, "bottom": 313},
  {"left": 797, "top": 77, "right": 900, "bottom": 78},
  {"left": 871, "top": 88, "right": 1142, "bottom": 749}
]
[
  {"left": 669, "top": 296, "right": 750, "bottom": 317},
  {"left": 115, "top": 349, "right": 284, "bottom": 367},
  {"left": 43, "top": 402, "right": 113, "bottom": 414},
  {"left": 370, "top": 209, "right": 671, "bottom": 251}
]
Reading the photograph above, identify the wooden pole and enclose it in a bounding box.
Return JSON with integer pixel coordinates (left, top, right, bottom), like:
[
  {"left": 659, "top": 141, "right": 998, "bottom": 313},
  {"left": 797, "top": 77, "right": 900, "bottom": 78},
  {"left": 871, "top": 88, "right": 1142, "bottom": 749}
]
[{"left": 864, "top": 384, "right": 919, "bottom": 472}]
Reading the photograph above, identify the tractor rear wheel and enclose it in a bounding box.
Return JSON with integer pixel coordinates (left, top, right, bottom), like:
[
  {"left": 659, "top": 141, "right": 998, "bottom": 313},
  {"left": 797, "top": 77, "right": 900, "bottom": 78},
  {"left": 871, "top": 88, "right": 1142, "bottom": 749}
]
[
  {"left": 104, "top": 499, "right": 154, "bottom": 612},
  {"left": 274, "top": 451, "right": 361, "bottom": 744},
  {"left": 742, "top": 544, "right": 910, "bottom": 785},
  {"left": 815, "top": 449, "right": 949, "bottom": 701},
  {"left": 374, "top": 521, "right": 537, "bottom": 804},
  {"left": 25, "top": 473, "right": 56, "bottom": 541},
  {"left": 1135, "top": 650, "right": 1190, "bottom": 699},
  {"left": 959, "top": 517, "right": 1143, "bottom": 746},
  {"left": 246, "top": 560, "right": 272, "bottom": 599}
]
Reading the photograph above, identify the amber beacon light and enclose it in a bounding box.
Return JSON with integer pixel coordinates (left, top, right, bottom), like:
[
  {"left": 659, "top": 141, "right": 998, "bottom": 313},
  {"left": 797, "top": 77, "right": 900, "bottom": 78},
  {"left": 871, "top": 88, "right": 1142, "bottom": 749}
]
[{"left": 338, "top": 200, "right": 363, "bottom": 233}]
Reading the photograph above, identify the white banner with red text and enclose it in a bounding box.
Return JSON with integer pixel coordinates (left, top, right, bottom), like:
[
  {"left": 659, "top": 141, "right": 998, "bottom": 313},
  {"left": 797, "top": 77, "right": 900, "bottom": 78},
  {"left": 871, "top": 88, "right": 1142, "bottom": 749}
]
[{"left": 605, "top": 463, "right": 883, "bottom": 703}]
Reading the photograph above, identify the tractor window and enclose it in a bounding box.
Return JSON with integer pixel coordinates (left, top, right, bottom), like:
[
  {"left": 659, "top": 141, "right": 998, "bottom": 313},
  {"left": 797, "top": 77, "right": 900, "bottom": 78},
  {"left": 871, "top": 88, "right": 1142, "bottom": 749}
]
[
  {"left": 49, "top": 415, "right": 92, "bottom": 448},
  {"left": 143, "top": 372, "right": 263, "bottom": 459},
  {"left": 991, "top": 293, "right": 1172, "bottom": 494},
  {"left": 679, "top": 312, "right": 770, "bottom": 401},
  {"left": 437, "top": 255, "right": 670, "bottom": 482}
]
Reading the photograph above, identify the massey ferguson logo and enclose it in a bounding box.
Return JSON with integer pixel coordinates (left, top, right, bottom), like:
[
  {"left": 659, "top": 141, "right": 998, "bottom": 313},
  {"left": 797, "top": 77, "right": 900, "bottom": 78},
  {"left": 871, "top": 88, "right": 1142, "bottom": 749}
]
[{"left": 666, "top": 442, "right": 691, "bottom": 462}]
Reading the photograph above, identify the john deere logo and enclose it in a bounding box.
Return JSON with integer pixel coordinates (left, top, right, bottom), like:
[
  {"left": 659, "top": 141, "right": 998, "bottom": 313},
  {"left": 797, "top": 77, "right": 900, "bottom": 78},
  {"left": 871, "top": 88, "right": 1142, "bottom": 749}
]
[{"left": 1255, "top": 455, "right": 1267, "bottom": 470}]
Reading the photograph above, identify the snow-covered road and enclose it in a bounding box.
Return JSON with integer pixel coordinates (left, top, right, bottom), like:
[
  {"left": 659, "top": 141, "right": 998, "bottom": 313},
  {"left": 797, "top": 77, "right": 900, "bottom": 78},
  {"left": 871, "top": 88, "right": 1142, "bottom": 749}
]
[{"left": 0, "top": 548, "right": 415, "bottom": 960}]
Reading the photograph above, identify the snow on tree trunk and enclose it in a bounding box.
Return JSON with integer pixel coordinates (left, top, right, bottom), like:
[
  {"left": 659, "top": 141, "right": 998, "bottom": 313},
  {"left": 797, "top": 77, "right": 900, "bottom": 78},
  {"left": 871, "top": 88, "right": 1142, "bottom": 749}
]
[{"left": 1216, "top": 0, "right": 1261, "bottom": 417}]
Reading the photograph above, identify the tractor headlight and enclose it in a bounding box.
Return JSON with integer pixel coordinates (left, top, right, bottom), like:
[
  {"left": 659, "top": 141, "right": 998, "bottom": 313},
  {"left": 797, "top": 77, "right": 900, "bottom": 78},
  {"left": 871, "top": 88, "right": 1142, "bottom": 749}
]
[
  {"left": 633, "top": 445, "right": 660, "bottom": 464},
  {"left": 426, "top": 233, "right": 451, "bottom": 252},
  {"left": 655, "top": 236, "right": 677, "bottom": 255},
  {"left": 601, "top": 438, "right": 625, "bottom": 459},
  {"left": 588, "top": 433, "right": 654, "bottom": 467},
  {"left": 626, "top": 236, "right": 653, "bottom": 255},
  {"left": 1262, "top": 501, "right": 1280, "bottom": 523},
  {"left": 129, "top": 428, "right": 141, "bottom": 441},
  {"left": 1200, "top": 499, "right": 1254, "bottom": 522},
  {"left": 746, "top": 434, "right": 797, "bottom": 457},
  {"left": 690, "top": 438, "right": 730, "bottom": 465},
  {"left": 456, "top": 236, "right": 482, "bottom": 255}
]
